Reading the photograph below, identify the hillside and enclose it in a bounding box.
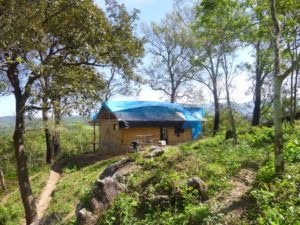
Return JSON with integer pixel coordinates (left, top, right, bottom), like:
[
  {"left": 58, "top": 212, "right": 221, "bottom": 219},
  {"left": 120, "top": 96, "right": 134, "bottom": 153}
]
[{"left": 1, "top": 123, "right": 299, "bottom": 225}]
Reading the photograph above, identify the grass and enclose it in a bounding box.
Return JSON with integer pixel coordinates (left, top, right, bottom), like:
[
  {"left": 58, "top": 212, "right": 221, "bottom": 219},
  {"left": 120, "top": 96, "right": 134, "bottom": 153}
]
[
  {"left": 44, "top": 157, "right": 121, "bottom": 225},
  {"left": 99, "top": 131, "right": 272, "bottom": 225},
  {"left": 2, "top": 123, "right": 300, "bottom": 225},
  {"left": 0, "top": 165, "right": 49, "bottom": 225}
]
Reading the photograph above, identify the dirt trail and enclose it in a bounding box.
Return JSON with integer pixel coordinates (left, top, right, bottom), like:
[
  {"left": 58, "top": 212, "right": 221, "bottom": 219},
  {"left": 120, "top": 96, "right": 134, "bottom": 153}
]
[
  {"left": 210, "top": 169, "right": 256, "bottom": 223},
  {"left": 36, "top": 163, "right": 62, "bottom": 218},
  {"left": 33, "top": 152, "right": 124, "bottom": 224}
]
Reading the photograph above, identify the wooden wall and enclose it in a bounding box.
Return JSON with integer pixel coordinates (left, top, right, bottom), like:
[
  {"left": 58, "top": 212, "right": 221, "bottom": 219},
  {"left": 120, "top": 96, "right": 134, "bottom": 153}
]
[
  {"left": 98, "top": 119, "right": 122, "bottom": 153},
  {"left": 98, "top": 118, "right": 193, "bottom": 153},
  {"left": 121, "top": 127, "right": 160, "bottom": 147},
  {"left": 167, "top": 127, "right": 192, "bottom": 145}
]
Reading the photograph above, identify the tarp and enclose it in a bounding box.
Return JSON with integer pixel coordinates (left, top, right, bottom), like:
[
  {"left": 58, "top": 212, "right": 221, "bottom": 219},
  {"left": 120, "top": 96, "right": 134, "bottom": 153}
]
[{"left": 93, "top": 101, "right": 205, "bottom": 140}]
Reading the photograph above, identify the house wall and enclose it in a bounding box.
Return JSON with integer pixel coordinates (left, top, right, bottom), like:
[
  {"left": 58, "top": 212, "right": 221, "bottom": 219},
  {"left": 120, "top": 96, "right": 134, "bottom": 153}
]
[
  {"left": 167, "top": 127, "right": 192, "bottom": 145},
  {"left": 98, "top": 119, "right": 194, "bottom": 153},
  {"left": 121, "top": 127, "right": 160, "bottom": 147},
  {"left": 98, "top": 119, "right": 124, "bottom": 154}
]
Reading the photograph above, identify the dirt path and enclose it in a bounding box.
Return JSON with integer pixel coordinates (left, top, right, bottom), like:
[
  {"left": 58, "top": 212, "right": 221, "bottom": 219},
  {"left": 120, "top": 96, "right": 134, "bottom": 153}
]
[
  {"left": 210, "top": 169, "right": 256, "bottom": 223},
  {"left": 36, "top": 163, "right": 62, "bottom": 219},
  {"left": 33, "top": 152, "right": 124, "bottom": 224}
]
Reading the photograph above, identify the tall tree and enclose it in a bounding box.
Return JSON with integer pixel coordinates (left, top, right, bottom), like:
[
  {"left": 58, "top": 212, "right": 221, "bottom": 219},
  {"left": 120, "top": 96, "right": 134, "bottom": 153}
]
[
  {"left": 269, "top": 0, "right": 300, "bottom": 174},
  {"left": 192, "top": 0, "right": 245, "bottom": 137},
  {"left": 27, "top": 0, "right": 144, "bottom": 163},
  {"left": 241, "top": 0, "right": 274, "bottom": 126},
  {"left": 0, "top": 1, "right": 143, "bottom": 223},
  {"left": 143, "top": 12, "right": 195, "bottom": 103}
]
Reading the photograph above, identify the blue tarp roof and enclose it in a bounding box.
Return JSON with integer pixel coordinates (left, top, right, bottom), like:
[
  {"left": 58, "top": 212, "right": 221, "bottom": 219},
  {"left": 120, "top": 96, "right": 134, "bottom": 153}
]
[{"left": 93, "top": 101, "right": 205, "bottom": 140}]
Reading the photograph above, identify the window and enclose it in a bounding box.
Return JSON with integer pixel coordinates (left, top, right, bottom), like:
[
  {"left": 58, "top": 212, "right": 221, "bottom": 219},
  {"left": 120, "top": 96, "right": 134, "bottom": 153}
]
[
  {"left": 113, "top": 124, "right": 119, "bottom": 131},
  {"left": 175, "top": 126, "right": 184, "bottom": 134}
]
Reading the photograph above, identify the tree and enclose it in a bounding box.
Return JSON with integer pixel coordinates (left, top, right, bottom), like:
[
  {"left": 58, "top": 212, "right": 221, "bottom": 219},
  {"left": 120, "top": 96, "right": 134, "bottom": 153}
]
[
  {"left": 239, "top": 0, "right": 274, "bottom": 126},
  {"left": 101, "top": 66, "right": 142, "bottom": 101},
  {"left": 269, "top": 0, "right": 300, "bottom": 174},
  {"left": 143, "top": 12, "right": 195, "bottom": 103},
  {"left": 0, "top": 1, "right": 143, "bottom": 223},
  {"left": 27, "top": 0, "right": 144, "bottom": 164},
  {"left": 192, "top": 0, "right": 246, "bottom": 137}
]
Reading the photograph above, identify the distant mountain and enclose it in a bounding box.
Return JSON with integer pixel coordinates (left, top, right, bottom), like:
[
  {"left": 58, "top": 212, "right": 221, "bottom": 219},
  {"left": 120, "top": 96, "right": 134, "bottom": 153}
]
[
  {"left": 200, "top": 101, "right": 254, "bottom": 120},
  {"left": 0, "top": 116, "right": 90, "bottom": 134}
]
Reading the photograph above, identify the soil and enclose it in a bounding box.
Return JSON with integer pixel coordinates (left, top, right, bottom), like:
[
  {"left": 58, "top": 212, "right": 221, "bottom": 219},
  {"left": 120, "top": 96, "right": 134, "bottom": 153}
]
[{"left": 210, "top": 169, "right": 256, "bottom": 223}]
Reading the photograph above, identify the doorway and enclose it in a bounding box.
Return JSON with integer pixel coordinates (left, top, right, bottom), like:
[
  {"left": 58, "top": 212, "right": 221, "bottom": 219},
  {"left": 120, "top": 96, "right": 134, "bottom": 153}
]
[{"left": 160, "top": 127, "right": 168, "bottom": 144}]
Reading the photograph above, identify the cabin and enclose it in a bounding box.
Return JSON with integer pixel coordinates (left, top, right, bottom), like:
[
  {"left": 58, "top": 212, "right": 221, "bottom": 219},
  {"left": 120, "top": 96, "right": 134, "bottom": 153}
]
[{"left": 90, "top": 101, "right": 205, "bottom": 154}]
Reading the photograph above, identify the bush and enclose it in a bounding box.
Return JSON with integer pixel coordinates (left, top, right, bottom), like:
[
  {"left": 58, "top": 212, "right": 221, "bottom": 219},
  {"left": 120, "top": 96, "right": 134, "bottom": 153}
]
[
  {"left": 239, "top": 126, "right": 274, "bottom": 147},
  {"left": 285, "top": 139, "right": 300, "bottom": 163}
]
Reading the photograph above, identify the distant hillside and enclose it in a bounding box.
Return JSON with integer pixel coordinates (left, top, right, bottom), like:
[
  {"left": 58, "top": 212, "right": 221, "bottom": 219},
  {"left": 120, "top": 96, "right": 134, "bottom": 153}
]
[
  {"left": 201, "top": 101, "right": 254, "bottom": 119},
  {"left": 0, "top": 116, "right": 90, "bottom": 134}
]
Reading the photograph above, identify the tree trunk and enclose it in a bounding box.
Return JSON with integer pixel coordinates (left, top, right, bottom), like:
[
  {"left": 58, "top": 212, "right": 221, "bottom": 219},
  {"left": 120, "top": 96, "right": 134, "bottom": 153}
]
[
  {"left": 14, "top": 94, "right": 38, "bottom": 224},
  {"left": 252, "top": 42, "right": 264, "bottom": 126},
  {"left": 0, "top": 168, "right": 6, "bottom": 192},
  {"left": 212, "top": 88, "right": 220, "bottom": 136},
  {"left": 53, "top": 99, "right": 61, "bottom": 157},
  {"left": 225, "top": 81, "right": 237, "bottom": 146},
  {"left": 273, "top": 77, "right": 284, "bottom": 173},
  {"left": 289, "top": 73, "right": 294, "bottom": 124},
  {"left": 292, "top": 70, "right": 299, "bottom": 122},
  {"left": 170, "top": 89, "right": 176, "bottom": 103},
  {"left": 42, "top": 98, "right": 53, "bottom": 164},
  {"left": 270, "top": 0, "right": 284, "bottom": 174},
  {"left": 252, "top": 85, "right": 262, "bottom": 126}
]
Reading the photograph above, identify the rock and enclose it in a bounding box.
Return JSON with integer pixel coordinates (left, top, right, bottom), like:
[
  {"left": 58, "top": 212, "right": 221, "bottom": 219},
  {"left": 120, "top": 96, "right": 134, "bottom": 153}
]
[
  {"left": 90, "top": 197, "right": 105, "bottom": 213},
  {"left": 144, "top": 149, "right": 164, "bottom": 158},
  {"left": 76, "top": 207, "right": 97, "bottom": 225},
  {"left": 149, "top": 146, "right": 163, "bottom": 152},
  {"left": 92, "top": 177, "right": 125, "bottom": 204},
  {"left": 99, "top": 158, "right": 134, "bottom": 179},
  {"left": 187, "top": 177, "right": 209, "bottom": 201},
  {"left": 76, "top": 158, "right": 141, "bottom": 225},
  {"left": 112, "top": 163, "right": 141, "bottom": 183},
  {"left": 139, "top": 194, "right": 170, "bottom": 213},
  {"left": 225, "top": 129, "right": 233, "bottom": 140},
  {"left": 148, "top": 195, "right": 170, "bottom": 208}
]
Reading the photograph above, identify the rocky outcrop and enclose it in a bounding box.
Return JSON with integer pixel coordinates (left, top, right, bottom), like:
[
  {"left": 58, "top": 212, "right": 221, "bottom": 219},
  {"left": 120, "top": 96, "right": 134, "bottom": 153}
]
[
  {"left": 76, "top": 158, "right": 140, "bottom": 225},
  {"left": 144, "top": 148, "right": 164, "bottom": 158},
  {"left": 99, "top": 158, "right": 134, "bottom": 179},
  {"left": 187, "top": 177, "right": 209, "bottom": 201}
]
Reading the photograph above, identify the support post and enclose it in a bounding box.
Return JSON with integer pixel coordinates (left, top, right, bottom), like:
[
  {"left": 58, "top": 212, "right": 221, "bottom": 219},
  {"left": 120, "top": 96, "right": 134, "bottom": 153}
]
[
  {"left": 0, "top": 168, "right": 6, "bottom": 192},
  {"left": 93, "top": 122, "right": 96, "bottom": 152}
]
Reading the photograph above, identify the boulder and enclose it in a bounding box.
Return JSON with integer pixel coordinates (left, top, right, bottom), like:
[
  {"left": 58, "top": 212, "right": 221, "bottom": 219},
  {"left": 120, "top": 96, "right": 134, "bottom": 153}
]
[
  {"left": 149, "top": 146, "right": 163, "bottom": 152},
  {"left": 144, "top": 149, "right": 164, "bottom": 158},
  {"left": 99, "top": 158, "right": 134, "bottom": 179},
  {"left": 76, "top": 158, "right": 141, "bottom": 225},
  {"left": 92, "top": 177, "right": 125, "bottom": 205},
  {"left": 76, "top": 207, "right": 97, "bottom": 225},
  {"left": 139, "top": 194, "right": 170, "bottom": 213},
  {"left": 225, "top": 129, "right": 234, "bottom": 140},
  {"left": 187, "top": 177, "right": 209, "bottom": 201},
  {"left": 148, "top": 195, "right": 170, "bottom": 208}
]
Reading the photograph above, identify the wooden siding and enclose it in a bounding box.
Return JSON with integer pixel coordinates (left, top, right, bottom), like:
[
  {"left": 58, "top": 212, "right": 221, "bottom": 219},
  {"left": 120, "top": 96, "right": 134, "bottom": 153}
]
[
  {"left": 98, "top": 118, "right": 193, "bottom": 153},
  {"left": 167, "top": 127, "right": 192, "bottom": 145},
  {"left": 98, "top": 119, "right": 122, "bottom": 150},
  {"left": 121, "top": 127, "right": 160, "bottom": 147}
]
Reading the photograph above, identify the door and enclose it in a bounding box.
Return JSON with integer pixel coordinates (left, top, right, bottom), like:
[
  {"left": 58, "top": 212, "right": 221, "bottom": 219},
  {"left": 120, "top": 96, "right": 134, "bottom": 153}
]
[{"left": 160, "top": 127, "right": 168, "bottom": 144}]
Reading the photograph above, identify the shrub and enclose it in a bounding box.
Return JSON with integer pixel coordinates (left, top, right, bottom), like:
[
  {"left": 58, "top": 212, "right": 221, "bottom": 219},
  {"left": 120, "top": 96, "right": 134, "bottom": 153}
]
[{"left": 285, "top": 139, "right": 300, "bottom": 163}]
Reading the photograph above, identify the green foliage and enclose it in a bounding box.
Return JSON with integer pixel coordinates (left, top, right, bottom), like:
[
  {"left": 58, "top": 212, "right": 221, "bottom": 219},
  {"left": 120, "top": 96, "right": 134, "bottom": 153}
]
[
  {"left": 285, "top": 139, "right": 300, "bottom": 163},
  {"left": 251, "top": 163, "right": 300, "bottom": 225},
  {"left": 0, "top": 166, "right": 49, "bottom": 225},
  {"left": 239, "top": 126, "right": 274, "bottom": 147}
]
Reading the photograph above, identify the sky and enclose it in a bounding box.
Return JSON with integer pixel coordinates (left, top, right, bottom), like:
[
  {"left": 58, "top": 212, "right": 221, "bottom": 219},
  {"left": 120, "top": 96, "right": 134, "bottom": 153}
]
[{"left": 0, "top": 0, "right": 252, "bottom": 117}]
